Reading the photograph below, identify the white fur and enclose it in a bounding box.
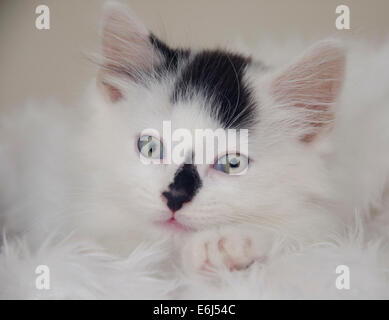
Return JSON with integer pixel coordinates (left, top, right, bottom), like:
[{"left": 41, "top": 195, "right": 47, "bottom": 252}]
[
  {"left": 1, "top": 2, "right": 389, "bottom": 298},
  {"left": 1, "top": 219, "right": 388, "bottom": 299}
]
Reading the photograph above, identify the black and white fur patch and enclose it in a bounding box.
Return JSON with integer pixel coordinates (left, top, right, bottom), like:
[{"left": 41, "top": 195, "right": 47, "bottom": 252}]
[{"left": 150, "top": 35, "right": 257, "bottom": 129}]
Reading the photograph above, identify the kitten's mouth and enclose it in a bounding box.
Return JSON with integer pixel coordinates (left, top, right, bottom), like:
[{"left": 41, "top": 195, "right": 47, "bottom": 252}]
[{"left": 157, "top": 216, "right": 191, "bottom": 232}]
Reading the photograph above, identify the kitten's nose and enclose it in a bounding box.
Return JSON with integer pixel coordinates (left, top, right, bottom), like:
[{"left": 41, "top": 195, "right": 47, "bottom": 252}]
[{"left": 162, "top": 164, "right": 202, "bottom": 212}]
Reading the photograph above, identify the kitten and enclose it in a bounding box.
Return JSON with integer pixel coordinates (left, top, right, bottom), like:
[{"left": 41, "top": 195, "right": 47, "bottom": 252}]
[
  {"left": 1, "top": 2, "right": 388, "bottom": 273},
  {"left": 93, "top": 2, "right": 345, "bottom": 270}
]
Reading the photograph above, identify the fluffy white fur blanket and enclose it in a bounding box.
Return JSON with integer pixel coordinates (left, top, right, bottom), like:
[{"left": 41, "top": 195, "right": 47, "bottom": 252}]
[{"left": 1, "top": 217, "right": 388, "bottom": 299}]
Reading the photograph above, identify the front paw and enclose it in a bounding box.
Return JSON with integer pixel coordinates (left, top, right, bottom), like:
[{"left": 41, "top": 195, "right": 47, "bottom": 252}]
[{"left": 181, "top": 228, "right": 269, "bottom": 273}]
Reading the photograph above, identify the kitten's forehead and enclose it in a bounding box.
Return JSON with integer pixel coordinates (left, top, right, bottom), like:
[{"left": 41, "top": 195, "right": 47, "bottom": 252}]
[{"left": 150, "top": 36, "right": 258, "bottom": 130}]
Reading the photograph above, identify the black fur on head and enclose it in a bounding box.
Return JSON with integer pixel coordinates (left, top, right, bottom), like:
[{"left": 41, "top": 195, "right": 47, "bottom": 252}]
[{"left": 149, "top": 35, "right": 258, "bottom": 130}]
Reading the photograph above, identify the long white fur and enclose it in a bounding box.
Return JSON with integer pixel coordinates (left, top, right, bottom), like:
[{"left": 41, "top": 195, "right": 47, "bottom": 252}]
[
  {"left": 1, "top": 2, "right": 389, "bottom": 298},
  {"left": 1, "top": 218, "right": 388, "bottom": 299}
]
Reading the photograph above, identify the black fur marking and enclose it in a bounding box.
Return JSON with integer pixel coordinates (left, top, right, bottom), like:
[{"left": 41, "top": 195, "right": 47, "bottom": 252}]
[
  {"left": 162, "top": 164, "right": 202, "bottom": 212},
  {"left": 149, "top": 34, "right": 190, "bottom": 76},
  {"left": 148, "top": 36, "right": 257, "bottom": 129},
  {"left": 172, "top": 50, "right": 257, "bottom": 129}
]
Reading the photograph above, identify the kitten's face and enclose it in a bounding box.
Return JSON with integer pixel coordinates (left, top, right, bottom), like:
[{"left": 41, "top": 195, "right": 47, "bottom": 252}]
[
  {"left": 81, "top": 3, "right": 345, "bottom": 242},
  {"left": 88, "top": 52, "right": 259, "bottom": 236}
]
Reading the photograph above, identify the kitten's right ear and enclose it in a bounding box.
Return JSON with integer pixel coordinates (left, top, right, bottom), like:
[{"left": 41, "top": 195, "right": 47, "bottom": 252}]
[
  {"left": 267, "top": 40, "right": 345, "bottom": 143},
  {"left": 98, "top": 2, "right": 159, "bottom": 102}
]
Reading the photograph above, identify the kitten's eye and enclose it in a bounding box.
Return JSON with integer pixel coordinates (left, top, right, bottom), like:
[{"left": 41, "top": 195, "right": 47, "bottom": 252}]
[
  {"left": 137, "top": 135, "right": 163, "bottom": 159},
  {"left": 213, "top": 153, "right": 249, "bottom": 175}
]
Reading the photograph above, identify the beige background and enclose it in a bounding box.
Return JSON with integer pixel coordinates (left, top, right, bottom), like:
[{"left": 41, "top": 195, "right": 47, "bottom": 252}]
[{"left": 1, "top": 0, "right": 389, "bottom": 109}]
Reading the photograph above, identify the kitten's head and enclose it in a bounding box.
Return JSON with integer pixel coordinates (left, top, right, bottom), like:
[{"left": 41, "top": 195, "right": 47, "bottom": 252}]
[{"left": 82, "top": 2, "right": 345, "bottom": 243}]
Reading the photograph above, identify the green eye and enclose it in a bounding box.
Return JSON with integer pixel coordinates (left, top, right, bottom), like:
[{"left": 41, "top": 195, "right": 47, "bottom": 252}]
[
  {"left": 138, "top": 135, "right": 163, "bottom": 159},
  {"left": 214, "top": 153, "right": 249, "bottom": 175}
]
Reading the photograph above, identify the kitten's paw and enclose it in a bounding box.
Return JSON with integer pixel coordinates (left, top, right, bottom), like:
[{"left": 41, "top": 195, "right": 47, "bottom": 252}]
[{"left": 182, "top": 228, "right": 269, "bottom": 273}]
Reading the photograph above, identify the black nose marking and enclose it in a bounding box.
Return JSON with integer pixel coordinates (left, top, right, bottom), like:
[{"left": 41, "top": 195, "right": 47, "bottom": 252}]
[{"left": 162, "top": 164, "right": 202, "bottom": 212}]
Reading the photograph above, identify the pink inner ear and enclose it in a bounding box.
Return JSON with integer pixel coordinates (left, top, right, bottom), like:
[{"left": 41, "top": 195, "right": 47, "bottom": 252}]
[
  {"left": 270, "top": 41, "right": 345, "bottom": 142},
  {"left": 103, "top": 82, "right": 123, "bottom": 103},
  {"left": 101, "top": 12, "right": 154, "bottom": 75},
  {"left": 98, "top": 2, "right": 159, "bottom": 102}
]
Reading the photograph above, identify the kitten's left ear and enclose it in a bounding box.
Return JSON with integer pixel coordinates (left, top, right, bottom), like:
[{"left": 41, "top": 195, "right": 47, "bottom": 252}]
[
  {"left": 98, "top": 2, "right": 160, "bottom": 102},
  {"left": 268, "top": 40, "right": 346, "bottom": 142}
]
